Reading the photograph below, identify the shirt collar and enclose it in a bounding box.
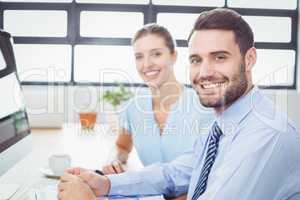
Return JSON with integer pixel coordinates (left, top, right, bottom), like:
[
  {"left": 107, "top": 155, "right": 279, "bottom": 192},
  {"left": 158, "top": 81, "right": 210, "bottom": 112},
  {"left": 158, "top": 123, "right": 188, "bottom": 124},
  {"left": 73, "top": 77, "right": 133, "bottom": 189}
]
[{"left": 214, "top": 86, "right": 262, "bottom": 136}]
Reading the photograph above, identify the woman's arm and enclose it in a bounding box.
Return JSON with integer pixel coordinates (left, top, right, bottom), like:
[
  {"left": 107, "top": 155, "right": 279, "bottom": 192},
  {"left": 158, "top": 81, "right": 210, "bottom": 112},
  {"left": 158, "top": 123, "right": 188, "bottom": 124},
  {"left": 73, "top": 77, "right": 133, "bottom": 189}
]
[
  {"left": 172, "top": 195, "right": 187, "bottom": 200},
  {"left": 102, "top": 128, "right": 133, "bottom": 174},
  {"left": 115, "top": 128, "right": 133, "bottom": 163}
]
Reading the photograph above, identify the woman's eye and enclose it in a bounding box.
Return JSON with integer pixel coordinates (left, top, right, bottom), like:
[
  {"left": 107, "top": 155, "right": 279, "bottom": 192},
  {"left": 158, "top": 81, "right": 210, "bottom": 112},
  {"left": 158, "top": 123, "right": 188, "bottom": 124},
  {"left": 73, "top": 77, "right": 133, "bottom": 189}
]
[{"left": 153, "top": 52, "right": 162, "bottom": 57}]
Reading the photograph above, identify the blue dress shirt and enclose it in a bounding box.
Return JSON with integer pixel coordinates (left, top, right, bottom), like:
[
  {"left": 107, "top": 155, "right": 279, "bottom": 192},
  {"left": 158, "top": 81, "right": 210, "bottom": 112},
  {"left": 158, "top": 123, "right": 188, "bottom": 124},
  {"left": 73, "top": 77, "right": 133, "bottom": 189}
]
[
  {"left": 118, "top": 86, "right": 213, "bottom": 166},
  {"left": 108, "top": 87, "right": 300, "bottom": 200}
]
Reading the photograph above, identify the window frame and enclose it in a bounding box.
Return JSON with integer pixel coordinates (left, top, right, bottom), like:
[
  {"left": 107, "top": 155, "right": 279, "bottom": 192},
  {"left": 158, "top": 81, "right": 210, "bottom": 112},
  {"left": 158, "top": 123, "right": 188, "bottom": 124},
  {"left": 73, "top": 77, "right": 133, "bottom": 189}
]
[{"left": 0, "top": 0, "right": 298, "bottom": 89}]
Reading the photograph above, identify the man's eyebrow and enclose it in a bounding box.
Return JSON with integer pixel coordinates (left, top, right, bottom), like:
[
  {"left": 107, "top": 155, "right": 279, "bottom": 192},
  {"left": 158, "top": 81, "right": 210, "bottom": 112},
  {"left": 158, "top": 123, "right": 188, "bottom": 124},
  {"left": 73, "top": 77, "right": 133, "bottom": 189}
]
[
  {"left": 188, "top": 51, "right": 231, "bottom": 59},
  {"left": 189, "top": 54, "right": 199, "bottom": 60},
  {"left": 134, "top": 52, "right": 142, "bottom": 56},
  {"left": 210, "top": 51, "right": 231, "bottom": 56}
]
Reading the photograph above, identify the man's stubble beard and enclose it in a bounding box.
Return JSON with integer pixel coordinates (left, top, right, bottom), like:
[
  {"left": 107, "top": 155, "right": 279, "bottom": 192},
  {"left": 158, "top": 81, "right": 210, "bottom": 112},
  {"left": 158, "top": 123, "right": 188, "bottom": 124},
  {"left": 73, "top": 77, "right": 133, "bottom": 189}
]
[{"left": 198, "top": 62, "right": 248, "bottom": 109}]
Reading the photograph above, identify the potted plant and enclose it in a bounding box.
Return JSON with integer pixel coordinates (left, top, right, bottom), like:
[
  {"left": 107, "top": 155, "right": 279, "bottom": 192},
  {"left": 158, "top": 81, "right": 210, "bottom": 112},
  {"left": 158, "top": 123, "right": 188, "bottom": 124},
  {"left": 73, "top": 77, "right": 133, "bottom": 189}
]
[
  {"left": 78, "top": 90, "right": 98, "bottom": 132},
  {"left": 101, "top": 84, "right": 134, "bottom": 110},
  {"left": 100, "top": 84, "right": 134, "bottom": 131},
  {"left": 79, "top": 111, "right": 97, "bottom": 131}
]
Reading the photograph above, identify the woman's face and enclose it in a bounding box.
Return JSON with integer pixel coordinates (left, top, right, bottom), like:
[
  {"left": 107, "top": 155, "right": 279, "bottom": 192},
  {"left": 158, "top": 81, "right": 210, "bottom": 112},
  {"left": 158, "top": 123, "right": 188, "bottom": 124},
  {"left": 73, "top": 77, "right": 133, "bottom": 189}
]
[{"left": 133, "top": 34, "right": 177, "bottom": 88}]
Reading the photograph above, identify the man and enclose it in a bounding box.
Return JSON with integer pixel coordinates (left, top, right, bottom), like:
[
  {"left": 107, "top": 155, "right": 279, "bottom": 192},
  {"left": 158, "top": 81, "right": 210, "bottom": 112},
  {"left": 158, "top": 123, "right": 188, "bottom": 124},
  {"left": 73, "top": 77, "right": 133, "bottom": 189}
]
[{"left": 58, "top": 8, "right": 300, "bottom": 200}]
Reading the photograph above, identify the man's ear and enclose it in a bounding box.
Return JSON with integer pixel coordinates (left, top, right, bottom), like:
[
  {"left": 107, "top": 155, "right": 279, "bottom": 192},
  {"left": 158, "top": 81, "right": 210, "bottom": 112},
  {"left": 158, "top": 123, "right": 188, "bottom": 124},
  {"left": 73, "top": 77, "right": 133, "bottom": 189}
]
[{"left": 244, "top": 47, "right": 257, "bottom": 72}]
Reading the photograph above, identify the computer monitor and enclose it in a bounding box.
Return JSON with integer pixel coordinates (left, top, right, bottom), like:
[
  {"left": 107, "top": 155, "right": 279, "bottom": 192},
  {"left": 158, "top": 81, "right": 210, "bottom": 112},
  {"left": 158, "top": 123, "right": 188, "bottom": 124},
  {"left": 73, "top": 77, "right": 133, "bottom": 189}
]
[{"left": 0, "top": 30, "right": 32, "bottom": 176}]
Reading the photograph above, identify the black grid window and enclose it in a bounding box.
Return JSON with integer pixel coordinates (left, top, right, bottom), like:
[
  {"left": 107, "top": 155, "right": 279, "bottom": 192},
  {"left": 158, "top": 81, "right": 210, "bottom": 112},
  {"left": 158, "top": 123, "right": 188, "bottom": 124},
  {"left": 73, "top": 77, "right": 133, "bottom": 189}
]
[{"left": 0, "top": 0, "right": 298, "bottom": 89}]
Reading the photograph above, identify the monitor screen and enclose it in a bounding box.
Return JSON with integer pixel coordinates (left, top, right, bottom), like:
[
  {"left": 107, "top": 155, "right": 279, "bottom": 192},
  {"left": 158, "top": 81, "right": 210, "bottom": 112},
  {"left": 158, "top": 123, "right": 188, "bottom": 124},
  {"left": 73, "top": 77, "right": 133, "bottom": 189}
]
[
  {"left": 0, "top": 72, "right": 30, "bottom": 154},
  {"left": 0, "top": 30, "right": 31, "bottom": 176}
]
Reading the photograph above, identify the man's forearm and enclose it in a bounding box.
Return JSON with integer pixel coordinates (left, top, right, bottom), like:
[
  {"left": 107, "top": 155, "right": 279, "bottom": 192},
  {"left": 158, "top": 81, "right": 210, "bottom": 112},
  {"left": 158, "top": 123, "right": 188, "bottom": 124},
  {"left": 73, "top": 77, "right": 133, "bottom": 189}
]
[
  {"left": 106, "top": 146, "right": 196, "bottom": 197},
  {"left": 107, "top": 164, "right": 172, "bottom": 197}
]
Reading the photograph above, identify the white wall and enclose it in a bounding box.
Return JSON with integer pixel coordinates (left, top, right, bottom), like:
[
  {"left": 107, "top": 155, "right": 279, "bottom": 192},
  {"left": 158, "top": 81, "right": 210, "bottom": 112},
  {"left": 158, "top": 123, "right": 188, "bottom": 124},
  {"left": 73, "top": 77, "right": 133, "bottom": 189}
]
[
  {"left": 262, "top": 89, "right": 300, "bottom": 130},
  {"left": 22, "top": 85, "right": 128, "bottom": 127}
]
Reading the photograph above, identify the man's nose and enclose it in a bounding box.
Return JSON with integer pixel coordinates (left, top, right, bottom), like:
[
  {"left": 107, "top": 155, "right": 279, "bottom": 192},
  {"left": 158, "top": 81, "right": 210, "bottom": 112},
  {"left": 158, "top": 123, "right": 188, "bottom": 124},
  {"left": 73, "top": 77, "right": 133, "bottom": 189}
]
[{"left": 195, "top": 60, "right": 215, "bottom": 81}]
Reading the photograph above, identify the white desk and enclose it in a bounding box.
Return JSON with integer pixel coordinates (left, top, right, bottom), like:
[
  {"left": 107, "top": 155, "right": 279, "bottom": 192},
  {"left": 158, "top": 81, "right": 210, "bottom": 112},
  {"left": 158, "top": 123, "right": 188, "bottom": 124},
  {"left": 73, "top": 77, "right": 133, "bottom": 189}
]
[{"left": 0, "top": 123, "right": 143, "bottom": 200}]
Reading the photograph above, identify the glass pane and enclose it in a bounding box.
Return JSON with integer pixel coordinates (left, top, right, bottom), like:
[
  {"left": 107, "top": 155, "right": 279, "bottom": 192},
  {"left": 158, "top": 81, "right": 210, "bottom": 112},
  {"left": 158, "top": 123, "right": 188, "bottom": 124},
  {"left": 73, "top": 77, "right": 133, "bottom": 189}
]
[
  {"left": 14, "top": 44, "right": 72, "bottom": 82},
  {"left": 228, "top": 0, "right": 297, "bottom": 10},
  {"left": 80, "top": 11, "right": 143, "bottom": 38},
  {"left": 253, "top": 49, "right": 295, "bottom": 86},
  {"left": 4, "top": 10, "right": 67, "bottom": 37},
  {"left": 74, "top": 45, "right": 141, "bottom": 83},
  {"left": 76, "top": 0, "right": 149, "bottom": 4},
  {"left": 175, "top": 47, "right": 190, "bottom": 84},
  {"left": 153, "top": 0, "right": 224, "bottom": 7},
  {"left": 157, "top": 13, "right": 199, "bottom": 40},
  {"left": 244, "top": 16, "right": 291, "bottom": 43},
  {"left": 2, "top": 0, "right": 71, "bottom": 2}
]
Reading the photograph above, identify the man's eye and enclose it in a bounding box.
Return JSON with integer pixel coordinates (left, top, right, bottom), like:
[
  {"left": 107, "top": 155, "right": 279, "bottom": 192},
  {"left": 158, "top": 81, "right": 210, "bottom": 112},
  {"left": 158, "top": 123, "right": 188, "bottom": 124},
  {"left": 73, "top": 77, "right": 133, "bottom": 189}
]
[
  {"left": 215, "top": 55, "right": 226, "bottom": 61},
  {"left": 190, "top": 58, "right": 201, "bottom": 65},
  {"left": 135, "top": 55, "right": 142, "bottom": 60}
]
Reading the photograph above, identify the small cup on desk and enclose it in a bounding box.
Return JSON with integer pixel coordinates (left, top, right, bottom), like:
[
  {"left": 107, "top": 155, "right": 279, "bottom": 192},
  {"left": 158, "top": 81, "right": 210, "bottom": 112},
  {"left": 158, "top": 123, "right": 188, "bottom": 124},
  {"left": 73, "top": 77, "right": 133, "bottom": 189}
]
[{"left": 49, "top": 154, "right": 71, "bottom": 177}]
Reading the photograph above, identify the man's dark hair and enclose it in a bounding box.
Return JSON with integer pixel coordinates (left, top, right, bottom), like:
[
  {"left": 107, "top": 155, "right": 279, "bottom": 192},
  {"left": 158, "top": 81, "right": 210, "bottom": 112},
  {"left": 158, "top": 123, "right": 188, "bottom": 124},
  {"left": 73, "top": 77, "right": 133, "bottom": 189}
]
[{"left": 188, "top": 8, "right": 254, "bottom": 55}]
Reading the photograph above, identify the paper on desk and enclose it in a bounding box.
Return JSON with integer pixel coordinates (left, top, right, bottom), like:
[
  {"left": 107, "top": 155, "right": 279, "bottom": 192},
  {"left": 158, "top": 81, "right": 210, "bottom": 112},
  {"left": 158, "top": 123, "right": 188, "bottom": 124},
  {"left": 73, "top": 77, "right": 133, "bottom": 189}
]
[{"left": 37, "top": 185, "right": 57, "bottom": 200}]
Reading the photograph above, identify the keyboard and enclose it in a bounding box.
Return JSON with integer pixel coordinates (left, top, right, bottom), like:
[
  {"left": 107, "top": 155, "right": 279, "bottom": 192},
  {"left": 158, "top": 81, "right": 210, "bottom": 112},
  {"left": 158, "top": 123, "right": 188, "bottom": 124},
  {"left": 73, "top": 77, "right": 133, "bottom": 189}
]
[
  {"left": 0, "top": 183, "right": 20, "bottom": 200},
  {"left": 19, "top": 185, "right": 57, "bottom": 200}
]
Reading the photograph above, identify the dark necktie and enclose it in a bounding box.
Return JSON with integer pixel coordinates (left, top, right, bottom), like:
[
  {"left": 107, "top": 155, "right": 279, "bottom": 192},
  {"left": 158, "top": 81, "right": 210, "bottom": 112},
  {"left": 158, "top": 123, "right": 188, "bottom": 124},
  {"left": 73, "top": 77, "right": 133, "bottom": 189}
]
[{"left": 191, "top": 122, "right": 223, "bottom": 200}]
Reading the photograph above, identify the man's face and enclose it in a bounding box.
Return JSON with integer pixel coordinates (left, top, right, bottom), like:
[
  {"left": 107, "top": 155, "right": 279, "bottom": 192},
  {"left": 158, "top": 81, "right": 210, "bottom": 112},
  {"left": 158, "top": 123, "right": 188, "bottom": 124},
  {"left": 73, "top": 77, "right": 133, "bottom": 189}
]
[{"left": 189, "top": 29, "right": 250, "bottom": 111}]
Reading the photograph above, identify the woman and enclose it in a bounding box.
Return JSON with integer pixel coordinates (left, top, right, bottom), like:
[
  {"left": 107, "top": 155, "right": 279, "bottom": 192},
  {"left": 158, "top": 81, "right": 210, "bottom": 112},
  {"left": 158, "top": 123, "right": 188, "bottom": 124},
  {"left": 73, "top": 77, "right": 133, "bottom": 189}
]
[{"left": 102, "top": 24, "right": 212, "bottom": 175}]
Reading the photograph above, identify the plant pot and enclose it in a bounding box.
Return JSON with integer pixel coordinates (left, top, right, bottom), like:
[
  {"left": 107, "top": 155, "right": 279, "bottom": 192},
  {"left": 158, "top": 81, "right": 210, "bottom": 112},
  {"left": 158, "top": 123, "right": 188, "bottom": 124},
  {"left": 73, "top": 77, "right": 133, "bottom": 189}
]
[{"left": 79, "top": 112, "right": 97, "bottom": 131}]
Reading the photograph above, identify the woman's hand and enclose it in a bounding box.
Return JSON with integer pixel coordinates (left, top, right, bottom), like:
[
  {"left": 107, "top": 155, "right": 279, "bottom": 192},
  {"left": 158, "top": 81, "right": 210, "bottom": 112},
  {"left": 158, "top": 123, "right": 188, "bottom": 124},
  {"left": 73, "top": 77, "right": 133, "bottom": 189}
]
[
  {"left": 102, "top": 160, "right": 125, "bottom": 174},
  {"left": 102, "top": 128, "right": 133, "bottom": 175}
]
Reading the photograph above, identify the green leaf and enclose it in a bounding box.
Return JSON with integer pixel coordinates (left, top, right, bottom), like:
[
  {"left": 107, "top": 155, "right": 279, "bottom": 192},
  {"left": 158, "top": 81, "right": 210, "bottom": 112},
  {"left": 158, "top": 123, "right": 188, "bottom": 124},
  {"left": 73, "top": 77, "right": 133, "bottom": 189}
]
[{"left": 101, "top": 83, "right": 134, "bottom": 109}]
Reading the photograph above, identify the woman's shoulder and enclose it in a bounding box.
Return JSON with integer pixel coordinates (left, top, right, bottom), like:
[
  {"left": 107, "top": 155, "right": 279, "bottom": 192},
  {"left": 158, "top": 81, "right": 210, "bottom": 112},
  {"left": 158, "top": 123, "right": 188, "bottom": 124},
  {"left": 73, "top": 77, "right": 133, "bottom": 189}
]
[
  {"left": 182, "top": 85, "right": 202, "bottom": 100},
  {"left": 120, "top": 87, "right": 152, "bottom": 113},
  {"left": 180, "top": 85, "right": 214, "bottom": 115},
  {"left": 181, "top": 85, "right": 202, "bottom": 107}
]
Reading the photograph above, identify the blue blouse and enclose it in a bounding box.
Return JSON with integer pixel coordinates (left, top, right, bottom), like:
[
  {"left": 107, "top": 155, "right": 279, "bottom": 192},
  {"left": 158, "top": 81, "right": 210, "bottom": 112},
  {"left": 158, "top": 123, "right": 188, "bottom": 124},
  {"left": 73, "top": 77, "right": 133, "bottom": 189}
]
[{"left": 118, "top": 86, "right": 213, "bottom": 166}]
